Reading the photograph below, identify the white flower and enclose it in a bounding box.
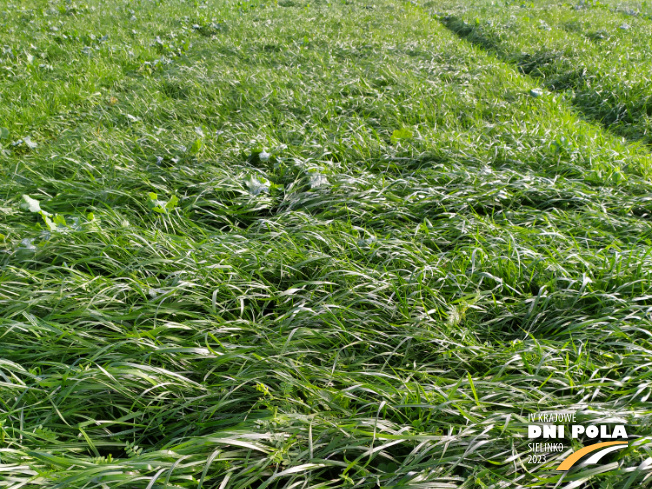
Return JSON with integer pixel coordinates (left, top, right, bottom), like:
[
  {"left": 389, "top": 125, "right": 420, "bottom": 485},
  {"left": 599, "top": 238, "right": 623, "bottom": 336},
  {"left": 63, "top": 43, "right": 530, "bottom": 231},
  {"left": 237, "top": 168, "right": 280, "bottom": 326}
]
[
  {"left": 20, "top": 238, "right": 36, "bottom": 251},
  {"left": 246, "top": 176, "right": 270, "bottom": 196},
  {"left": 259, "top": 151, "right": 271, "bottom": 162},
  {"left": 309, "top": 173, "right": 328, "bottom": 188}
]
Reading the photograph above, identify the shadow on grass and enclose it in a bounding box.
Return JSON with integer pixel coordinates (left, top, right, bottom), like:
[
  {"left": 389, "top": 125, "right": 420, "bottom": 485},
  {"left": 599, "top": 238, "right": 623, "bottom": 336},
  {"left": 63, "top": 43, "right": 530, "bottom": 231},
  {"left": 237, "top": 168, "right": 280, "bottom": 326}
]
[{"left": 440, "top": 15, "right": 652, "bottom": 147}]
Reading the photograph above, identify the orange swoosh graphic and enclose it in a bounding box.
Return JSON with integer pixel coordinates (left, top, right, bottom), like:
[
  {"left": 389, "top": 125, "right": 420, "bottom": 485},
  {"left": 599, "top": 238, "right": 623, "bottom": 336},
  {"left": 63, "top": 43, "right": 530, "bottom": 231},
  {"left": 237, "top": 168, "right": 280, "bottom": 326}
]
[{"left": 556, "top": 441, "right": 628, "bottom": 470}]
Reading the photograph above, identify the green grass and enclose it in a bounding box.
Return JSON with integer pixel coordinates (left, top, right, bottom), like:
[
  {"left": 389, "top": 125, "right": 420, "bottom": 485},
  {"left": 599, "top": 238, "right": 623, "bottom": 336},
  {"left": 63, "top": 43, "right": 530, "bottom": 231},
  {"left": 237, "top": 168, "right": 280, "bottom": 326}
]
[
  {"left": 435, "top": 0, "right": 652, "bottom": 144},
  {"left": 1, "top": 0, "right": 652, "bottom": 488}
]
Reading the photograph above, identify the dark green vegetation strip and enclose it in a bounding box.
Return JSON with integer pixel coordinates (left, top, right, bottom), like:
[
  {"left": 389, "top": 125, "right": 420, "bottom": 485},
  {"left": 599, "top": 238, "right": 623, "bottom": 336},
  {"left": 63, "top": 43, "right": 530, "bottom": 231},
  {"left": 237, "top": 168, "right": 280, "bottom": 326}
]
[
  {"left": 437, "top": 1, "right": 652, "bottom": 146},
  {"left": 1, "top": 0, "right": 652, "bottom": 488}
]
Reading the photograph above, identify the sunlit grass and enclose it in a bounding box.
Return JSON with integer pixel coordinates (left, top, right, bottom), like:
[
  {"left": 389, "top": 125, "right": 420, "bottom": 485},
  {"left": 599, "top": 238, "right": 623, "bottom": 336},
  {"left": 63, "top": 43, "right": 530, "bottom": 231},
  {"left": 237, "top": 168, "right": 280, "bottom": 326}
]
[
  {"left": 436, "top": 0, "right": 652, "bottom": 145},
  {"left": 1, "top": 0, "right": 652, "bottom": 488}
]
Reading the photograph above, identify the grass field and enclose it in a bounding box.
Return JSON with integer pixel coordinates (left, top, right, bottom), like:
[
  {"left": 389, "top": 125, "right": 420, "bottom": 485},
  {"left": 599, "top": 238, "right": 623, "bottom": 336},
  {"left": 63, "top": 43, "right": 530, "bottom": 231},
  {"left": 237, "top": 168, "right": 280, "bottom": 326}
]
[{"left": 1, "top": 0, "right": 652, "bottom": 487}]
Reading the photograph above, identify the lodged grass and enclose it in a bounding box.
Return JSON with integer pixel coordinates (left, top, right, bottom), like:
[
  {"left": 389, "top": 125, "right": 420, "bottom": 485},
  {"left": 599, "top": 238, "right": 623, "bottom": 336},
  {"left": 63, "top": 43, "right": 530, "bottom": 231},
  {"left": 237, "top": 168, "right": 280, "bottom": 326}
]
[{"left": 1, "top": 0, "right": 652, "bottom": 488}]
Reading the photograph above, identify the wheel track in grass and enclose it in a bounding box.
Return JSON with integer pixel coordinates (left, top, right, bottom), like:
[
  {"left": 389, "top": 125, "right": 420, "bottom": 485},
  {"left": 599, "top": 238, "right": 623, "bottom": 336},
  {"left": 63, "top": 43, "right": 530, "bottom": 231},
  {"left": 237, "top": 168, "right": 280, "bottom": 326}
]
[
  {"left": 440, "top": 14, "right": 652, "bottom": 148},
  {"left": 406, "top": 3, "right": 652, "bottom": 149},
  {"left": 394, "top": 0, "right": 652, "bottom": 184}
]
